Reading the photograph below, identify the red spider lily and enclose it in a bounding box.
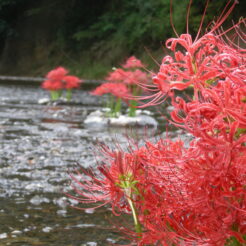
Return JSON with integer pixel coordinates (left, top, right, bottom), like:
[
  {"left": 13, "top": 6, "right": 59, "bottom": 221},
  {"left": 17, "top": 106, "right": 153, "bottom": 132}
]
[
  {"left": 69, "top": 1, "right": 246, "bottom": 245},
  {"left": 123, "top": 56, "right": 145, "bottom": 69},
  {"left": 141, "top": 31, "right": 245, "bottom": 107},
  {"left": 138, "top": 1, "right": 245, "bottom": 107},
  {"left": 106, "top": 68, "right": 127, "bottom": 82},
  {"left": 131, "top": 137, "right": 245, "bottom": 245},
  {"left": 68, "top": 149, "right": 143, "bottom": 215},
  {"left": 46, "top": 66, "right": 68, "bottom": 81},
  {"left": 123, "top": 70, "right": 149, "bottom": 85},
  {"left": 140, "top": 154, "right": 246, "bottom": 245},
  {"left": 41, "top": 79, "right": 63, "bottom": 91},
  {"left": 91, "top": 82, "right": 130, "bottom": 99},
  {"left": 69, "top": 134, "right": 246, "bottom": 245},
  {"left": 63, "top": 75, "right": 82, "bottom": 89},
  {"left": 133, "top": 139, "right": 198, "bottom": 245},
  {"left": 181, "top": 147, "right": 246, "bottom": 245},
  {"left": 42, "top": 66, "right": 69, "bottom": 91},
  {"left": 69, "top": 138, "right": 190, "bottom": 244},
  {"left": 106, "top": 67, "right": 149, "bottom": 86},
  {"left": 170, "top": 80, "right": 246, "bottom": 150},
  {"left": 103, "top": 56, "right": 150, "bottom": 117},
  {"left": 41, "top": 66, "right": 82, "bottom": 101}
]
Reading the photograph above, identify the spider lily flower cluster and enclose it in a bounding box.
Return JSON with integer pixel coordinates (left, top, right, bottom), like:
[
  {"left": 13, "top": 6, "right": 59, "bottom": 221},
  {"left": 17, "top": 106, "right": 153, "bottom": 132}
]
[
  {"left": 69, "top": 1, "right": 245, "bottom": 245},
  {"left": 41, "top": 66, "right": 82, "bottom": 101},
  {"left": 91, "top": 56, "right": 150, "bottom": 117}
]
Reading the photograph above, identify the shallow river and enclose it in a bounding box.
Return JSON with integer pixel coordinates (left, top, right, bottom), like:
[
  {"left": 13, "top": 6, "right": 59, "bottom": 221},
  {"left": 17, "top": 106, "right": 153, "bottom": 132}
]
[{"left": 0, "top": 83, "right": 176, "bottom": 246}]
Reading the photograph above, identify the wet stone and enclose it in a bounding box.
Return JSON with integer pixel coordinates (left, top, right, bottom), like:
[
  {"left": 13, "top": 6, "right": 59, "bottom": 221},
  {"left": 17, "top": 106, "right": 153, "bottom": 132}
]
[
  {"left": 0, "top": 233, "right": 7, "bottom": 239},
  {"left": 11, "top": 230, "right": 22, "bottom": 235},
  {"left": 29, "top": 195, "right": 50, "bottom": 205},
  {"left": 42, "top": 226, "right": 52, "bottom": 233}
]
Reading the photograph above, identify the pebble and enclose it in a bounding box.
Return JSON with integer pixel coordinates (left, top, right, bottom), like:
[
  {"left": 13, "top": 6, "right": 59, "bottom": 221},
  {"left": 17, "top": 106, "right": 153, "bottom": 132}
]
[
  {"left": 0, "top": 233, "right": 7, "bottom": 239},
  {"left": 42, "top": 226, "right": 52, "bottom": 233},
  {"left": 11, "top": 230, "right": 22, "bottom": 235}
]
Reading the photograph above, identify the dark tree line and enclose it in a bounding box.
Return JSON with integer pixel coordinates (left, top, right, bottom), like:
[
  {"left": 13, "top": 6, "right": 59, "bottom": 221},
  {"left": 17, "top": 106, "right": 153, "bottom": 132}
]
[{"left": 0, "top": 0, "right": 244, "bottom": 77}]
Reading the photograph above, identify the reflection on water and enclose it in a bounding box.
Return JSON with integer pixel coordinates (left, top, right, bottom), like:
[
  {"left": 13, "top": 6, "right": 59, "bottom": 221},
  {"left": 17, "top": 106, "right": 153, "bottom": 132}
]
[{"left": 0, "top": 84, "right": 166, "bottom": 245}]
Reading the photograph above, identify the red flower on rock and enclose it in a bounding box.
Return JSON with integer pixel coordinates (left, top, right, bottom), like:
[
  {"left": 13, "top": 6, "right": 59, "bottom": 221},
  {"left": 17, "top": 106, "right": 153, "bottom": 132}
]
[
  {"left": 91, "top": 82, "right": 130, "bottom": 99},
  {"left": 106, "top": 56, "right": 149, "bottom": 87},
  {"left": 106, "top": 68, "right": 127, "bottom": 82},
  {"left": 46, "top": 66, "right": 68, "bottom": 81},
  {"left": 41, "top": 79, "right": 63, "bottom": 91},
  {"left": 63, "top": 75, "right": 82, "bottom": 89},
  {"left": 42, "top": 66, "right": 69, "bottom": 91},
  {"left": 122, "top": 70, "right": 149, "bottom": 85},
  {"left": 42, "top": 66, "right": 82, "bottom": 90}
]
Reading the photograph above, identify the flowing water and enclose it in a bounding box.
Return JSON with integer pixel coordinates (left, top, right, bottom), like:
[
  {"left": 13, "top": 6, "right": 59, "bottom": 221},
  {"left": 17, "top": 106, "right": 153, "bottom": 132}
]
[
  {"left": 0, "top": 83, "right": 192, "bottom": 246},
  {"left": 0, "top": 83, "right": 166, "bottom": 246}
]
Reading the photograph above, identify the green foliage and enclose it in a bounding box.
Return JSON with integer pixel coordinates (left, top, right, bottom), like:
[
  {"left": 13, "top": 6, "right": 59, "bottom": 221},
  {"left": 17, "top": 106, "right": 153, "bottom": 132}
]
[
  {"left": 69, "top": 0, "right": 240, "bottom": 51},
  {"left": 71, "top": 0, "right": 174, "bottom": 53},
  {"left": 226, "top": 236, "right": 243, "bottom": 246},
  {"left": 61, "top": 0, "right": 244, "bottom": 74},
  {"left": 0, "top": 0, "right": 19, "bottom": 10},
  {"left": 0, "top": 0, "right": 245, "bottom": 76},
  {"left": 0, "top": 0, "right": 31, "bottom": 51},
  {"left": 25, "top": 7, "right": 42, "bottom": 17}
]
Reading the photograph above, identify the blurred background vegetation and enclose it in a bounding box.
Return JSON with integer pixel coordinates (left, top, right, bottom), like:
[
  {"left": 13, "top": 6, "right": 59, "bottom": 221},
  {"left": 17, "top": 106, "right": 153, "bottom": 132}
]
[{"left": 0, "top": 0, "right": 244, "bottom": 78}]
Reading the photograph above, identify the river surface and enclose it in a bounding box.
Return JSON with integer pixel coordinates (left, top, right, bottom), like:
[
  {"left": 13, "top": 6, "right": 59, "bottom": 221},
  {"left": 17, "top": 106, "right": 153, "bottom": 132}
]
[{"left": 0, "top": 83, "right": 190, "bottom": 246}]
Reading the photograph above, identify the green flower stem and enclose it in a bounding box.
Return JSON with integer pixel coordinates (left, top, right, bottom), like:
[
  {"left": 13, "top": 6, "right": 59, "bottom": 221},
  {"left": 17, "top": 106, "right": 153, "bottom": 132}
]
[
  {"left": 225, "top": 236, "right": 242, "bottom": 246},
  {"left": 105, "top": 97, "right": 111, "bottom": 109},
  {"left": 120, "top": 175, "right": 142, "bottom": 236},
  {"left": 66, "top": 89, "right": 72, "bottom": 101},
  {"left": 113, "top": 97, "right": 121, "bottom": 117},
  {"left": 128, "top": 99, "right": 137, "bottom": 117},
  {"left": 105, "top": 95, "right": 114, "bottom": 117},
  {"left": 50, "top": 90, "right": 60, "bottom": 101},
  {"left": 126, "top": 195, "right": 142, "bottom": 235},
  {"left": 106, "top": 95, "right": 121, "bottom": 118},
  {"left": 57, "top": 90, "right": 62, "bottom": 98},
  {"left": 128, "top": 85, "right": 139, "bottom": 117},
  {"left": 109, "top": 95, "right": 116, "bottom": 117}
]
